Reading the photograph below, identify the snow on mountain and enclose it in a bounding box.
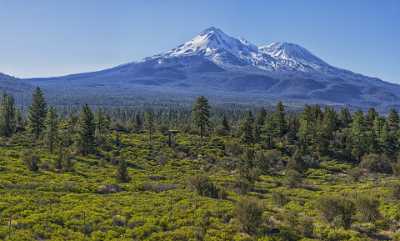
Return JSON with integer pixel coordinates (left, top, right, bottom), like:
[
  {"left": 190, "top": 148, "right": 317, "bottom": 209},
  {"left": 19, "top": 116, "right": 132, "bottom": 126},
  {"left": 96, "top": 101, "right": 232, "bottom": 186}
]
[
  {"left": 151, "top": 27, "right": 335, "bottom": 74},
  {"left": 5, "top": 26, "right": 398, "bottom": 110},
  {"left": 151, "top": 27, "right": 260, "bottom": 67}
]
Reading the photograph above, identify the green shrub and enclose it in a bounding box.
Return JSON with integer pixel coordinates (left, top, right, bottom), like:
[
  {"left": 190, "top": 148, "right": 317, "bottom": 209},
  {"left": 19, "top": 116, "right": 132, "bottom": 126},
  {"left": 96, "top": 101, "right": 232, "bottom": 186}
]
[
  {"left": 272, "top": 192, "right": 289, "bottom": 207},
  {"left": 360, "top": 154, "right": 392, "bottom": 174},
  {"left": 234, "top": 197, "right": 263, "bottom": 235},
  {"left": 348, "top": 167, "right": 363, "bottom": 182},
  {"left": 316, "top": 195, "right": 355, "bottom": 229},
  {"left": 355, "top": 194, "right": 381, "bottom": 223},
  {"left": 285, "top": 169, "right": 302, "bottom": 188},
  {"left": 188, "top": 175, "right": 220, "bottom": 198},
  {"left": 391, "top": 184, "right": 400, "bottom": 200},
  {"left": 23, "top": 151, "right": 40, "bottom": 171}
]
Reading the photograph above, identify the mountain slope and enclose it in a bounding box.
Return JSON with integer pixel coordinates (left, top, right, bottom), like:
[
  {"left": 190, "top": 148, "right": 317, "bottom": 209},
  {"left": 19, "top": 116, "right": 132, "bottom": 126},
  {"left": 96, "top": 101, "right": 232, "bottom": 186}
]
[{"left": 5, "top": 27, "right": 400, "bottom": 109}]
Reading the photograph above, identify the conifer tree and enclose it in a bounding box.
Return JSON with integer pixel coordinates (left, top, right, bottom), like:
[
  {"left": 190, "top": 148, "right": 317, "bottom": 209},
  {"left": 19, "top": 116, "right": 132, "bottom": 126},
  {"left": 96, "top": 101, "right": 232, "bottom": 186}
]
[
  {"left": 366, "top": 108, "right": 378, "bottom": 128},
  {"left": 221, "top": 114, "right": 230, "bottom": 133},
  {"left": 240, "top": 111, "right": 255, "bottom": 144},
  {"left": 339, "top": 107, "right": 352, "bottom": 128},
  {"left": 28, "top": 87, "right": 47, "bottom": 139},
  {"left": 387, "top": 109, "right": 399, "bottom": 133},
  {"left": 77, "top": 104, "right": 96, "bottom": 155},
  {"left": 192, "top": 96, "right": 211, "bottom": 140},
  {"left": 134, "top": 112, "right": 143, "bottom": 132},
  {"left": 273, "top": 101, "right": 287, "bottom": 137},
  {"left": 45, "top": 107, "right": 58, "bottom": 153},
  {"left": 144, "top": 111, "right": 155, "bottom": 146},
  {"left": 15, "top": 108, "right": 24, "bottom": 132},
  {"left": 256, "top": 107, "right": 267, "bottom": 127},
  {"left": 95, "top": 109, "right": 110, "bottom": 146},
  {"left": 351, "top": 111, "right": 367, "bottom": 161},
  {"left": 0, "top": 93, "right": 16, "bottom": 137},
  {"left": 380, "top": 122, "right": 398, "bottom": 157},
  {"left": 116, "top": 160, "right": 130, "bottom": 182}
]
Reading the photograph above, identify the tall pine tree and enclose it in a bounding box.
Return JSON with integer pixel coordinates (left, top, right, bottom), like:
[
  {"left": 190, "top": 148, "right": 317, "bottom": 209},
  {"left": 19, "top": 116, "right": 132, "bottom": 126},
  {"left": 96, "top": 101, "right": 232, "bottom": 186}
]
[
  {"left": 192, "top": 96, "right": 211, "bottom": 140},
  {"left": 28, "top": 87, "right": 47, "bottom": 139},
  {"left": 0, "top": 93, "right": 16, "bottom": 137},
  {"left": 77, "top": 104, "right": 96, "bottom": 155},
  {"left": 240, "top": 111, "right": 255, "bottom": 144},
  {"left": 144, "top": 111, "right": 155, "bottom": 146},
  {"left": 45, "top": 107, "right": 59, "bottom": 153}
]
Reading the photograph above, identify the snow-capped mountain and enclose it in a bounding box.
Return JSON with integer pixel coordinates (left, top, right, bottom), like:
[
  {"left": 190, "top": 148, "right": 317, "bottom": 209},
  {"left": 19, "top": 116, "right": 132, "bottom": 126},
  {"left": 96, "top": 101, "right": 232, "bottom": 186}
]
[
  {"left": 151, "top": 27, "right": 337, "bottom": 73},
  {"left": 2, "top": 27, "right": 399, "bottom": 110}
]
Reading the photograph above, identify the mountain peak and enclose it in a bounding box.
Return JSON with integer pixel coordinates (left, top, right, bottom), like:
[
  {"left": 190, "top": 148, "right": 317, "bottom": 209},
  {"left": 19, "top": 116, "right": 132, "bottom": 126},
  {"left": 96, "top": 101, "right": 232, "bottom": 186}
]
[
  {"left": 260, "top": 41, "right": 327, "bottom": 67},
  {"left": 199, "top": 26, "right": 224, "bottom": 36},
  {"left": 157, "top": 27, "right": 258, "bottom": 66}
]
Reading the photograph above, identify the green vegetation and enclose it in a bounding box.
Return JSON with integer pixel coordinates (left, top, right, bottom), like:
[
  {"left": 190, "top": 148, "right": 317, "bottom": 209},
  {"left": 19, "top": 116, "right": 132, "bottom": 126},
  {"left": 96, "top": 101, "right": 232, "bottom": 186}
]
[{"left": 0, "top": 91, "right": 399, "bottom": 240}]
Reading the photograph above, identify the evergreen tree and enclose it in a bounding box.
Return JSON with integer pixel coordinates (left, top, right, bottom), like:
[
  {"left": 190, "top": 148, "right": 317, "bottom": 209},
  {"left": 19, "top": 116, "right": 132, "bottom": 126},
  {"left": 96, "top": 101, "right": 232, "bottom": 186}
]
[
  {"left": 45, "top": 107, "right": 58, "bottom": 153},
  {"left": 256, "top": 107, "right": 267, "bottom": 127},
  {"left": 316, "top": 107, "right": 337, "bottom": 156},
  {"left": 134, "top": 112, "right": 143, "bottom": 132},
  {"left": 339, "top": 107, "right": 352, "bottom": 128},
  {"left": 77, "top": 104, "right": 96, "bottom": 155},
  {"left": 240, "top": 111, "right": 255, "bottom": 144},
  {"left": 116, "top": 160, "right": 130, "bottom": 182},
  {"left": 380, "top": 122, "right": 398, "bottom": 158},
  {"left": 15, "top": 108, "right": 24, "bottom": 132},
  {"left": 144, "top": 111, "right": 155, "bottom": 146},
  {"left": 273, "top": 101, "right": 287, "bottom": 137},
  {"left": 254, "top": 108, "right": 267, "bottom": 143},
  {"left": 95, "top": 109, "right": 110, "bottom": 137},
  {"left": 298, "top": 105, "right": 316, "bottom": 150},
  {"left": 28, "top": 87, "right": 47, "bottom": 139},
  {"left": 221, "top": 114, "right": 230, "bottom": 134},
  {"left": 351, "top": 111, "right": 367, "bottom": 161},
  {"left": 387, "top": 109, "right": 399, "bottom": 133},
  {"left": 192, "top": 96, "right": 211, "bottom": 140},
  {"left": 0, "top": 93, "right": 16, "bottom": 137},
  {"left": 366, "top": 108, "right": 378, "bottom": 128},
  {"left": 95, "top": 109, "right": 110, "bottom": 146}
]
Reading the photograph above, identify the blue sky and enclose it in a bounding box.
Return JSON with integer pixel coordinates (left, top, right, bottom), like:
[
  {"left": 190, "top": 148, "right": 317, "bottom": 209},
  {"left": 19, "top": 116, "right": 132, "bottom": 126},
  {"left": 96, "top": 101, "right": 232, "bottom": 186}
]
[{"left": 1, "top": 0, "right": 399, "bottom": 83}]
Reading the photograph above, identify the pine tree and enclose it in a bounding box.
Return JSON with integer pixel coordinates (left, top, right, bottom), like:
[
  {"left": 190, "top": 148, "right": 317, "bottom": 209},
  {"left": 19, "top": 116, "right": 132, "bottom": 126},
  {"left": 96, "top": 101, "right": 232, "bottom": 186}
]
[
  {"left": 254, "top": 108, "right": 267, "bottom": 143},
  {"left": 387, "top": 109, "right": 399, "bottom": 133},
  {"left": 77, "top": 104, "right": 96, "bottom": 155},
  {"left": 366, "top": 108, "right": 378, "bottom": 128},
  {"left": 221, "top": 114, "right": 230, "bottom": 133},
  {"left": 95, "top": 109, "right": 110, "bottom": 146},
  {"left": 298, "top": 105, "right": 315, "bottom": 149},
  {"left": 15, "top": 108, "right": 24, "bottom": 132},
  {"left": 0, "top": 93, "right": 16, "bottom": 137},
  {"left": 240, "top": 111, "right": 254, "bottom": 144},
  {"left": 351, "top": 111, "right": 367, "bottom": 161},
  {"left": 95, "top": 109, "right": 110, "bottom": 137},
  {"left": 273, "top": 101, "right": 287, "bottom": 137},
  {"left": 116, "top": 160, "right": 130, "bottom": 182},
  {"left": 45, "top": 107, "right": 58, "bottom": 153},
  {"left": 28, "top": 87, "right": 47, "bottom": 139},
  {"left": 379, "top": 122, "right": 397, "bottom": 157},
  {"left": 134, "top": 112, "right": 143, "bottom": 132},
  {"left": 192, "top": 96, "right": 211, "bottom": 140},
  {"left": 256, "top": 107, "right": 267, "bottom": 127},
  {"left": 339, "top": 107, "right": 352, "bottom": 128},
  {"left": 144, "top": 111, "right": 155, "bottom": 146}
]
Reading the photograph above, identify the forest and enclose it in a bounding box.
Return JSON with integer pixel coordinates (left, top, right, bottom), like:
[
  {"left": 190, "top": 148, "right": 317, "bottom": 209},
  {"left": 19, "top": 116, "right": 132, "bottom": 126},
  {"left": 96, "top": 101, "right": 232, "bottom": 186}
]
[{"left": 0, "top": 87, "right": 400, "bottom": 240}]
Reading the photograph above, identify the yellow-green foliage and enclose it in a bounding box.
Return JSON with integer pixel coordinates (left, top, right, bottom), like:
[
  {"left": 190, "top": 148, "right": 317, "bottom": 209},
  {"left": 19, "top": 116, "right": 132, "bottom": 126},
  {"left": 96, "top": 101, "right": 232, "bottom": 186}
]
[{"left": 0, "top": 132, "right": 398, "bottom": 240}]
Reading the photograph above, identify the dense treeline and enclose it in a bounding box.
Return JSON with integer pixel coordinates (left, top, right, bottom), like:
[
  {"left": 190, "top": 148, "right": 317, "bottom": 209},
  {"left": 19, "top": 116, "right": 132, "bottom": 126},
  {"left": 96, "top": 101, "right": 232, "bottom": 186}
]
[
  {"left": 2, "top": 88, "right": 399, "bottom": 171},
  {"left": 1, "top": 88, "right": 400, "bottom": 240}
]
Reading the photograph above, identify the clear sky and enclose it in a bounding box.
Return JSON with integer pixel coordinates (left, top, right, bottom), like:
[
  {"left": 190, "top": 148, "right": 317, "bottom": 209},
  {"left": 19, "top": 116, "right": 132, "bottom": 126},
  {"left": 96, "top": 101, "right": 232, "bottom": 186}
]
[{"left": 1, "top": 0, "right": 399, "bottom": 83}]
